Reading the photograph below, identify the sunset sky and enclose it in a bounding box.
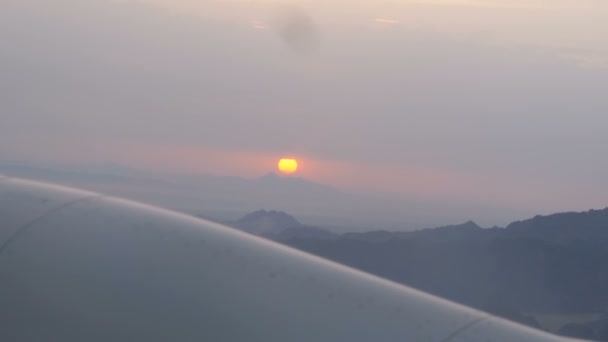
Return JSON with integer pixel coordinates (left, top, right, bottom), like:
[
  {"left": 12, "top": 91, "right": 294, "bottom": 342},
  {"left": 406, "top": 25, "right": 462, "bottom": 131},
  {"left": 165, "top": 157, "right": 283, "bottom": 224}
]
[{"left": 2, "top": 0, "right": 608, "bottom": 225}]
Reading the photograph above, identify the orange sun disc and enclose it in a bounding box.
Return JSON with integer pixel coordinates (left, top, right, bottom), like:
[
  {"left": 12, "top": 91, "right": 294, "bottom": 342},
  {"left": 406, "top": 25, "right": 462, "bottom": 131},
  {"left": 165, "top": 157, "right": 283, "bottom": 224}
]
[{"left": 278, "top": 158, "right": 298, "bottom": 174}]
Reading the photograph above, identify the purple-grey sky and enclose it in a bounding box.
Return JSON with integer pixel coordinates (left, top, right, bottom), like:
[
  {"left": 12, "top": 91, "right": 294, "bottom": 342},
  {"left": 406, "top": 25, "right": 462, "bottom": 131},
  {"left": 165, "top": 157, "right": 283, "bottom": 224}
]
[{"left": 2, "top": 0, "right": 608, "bottom": 226}]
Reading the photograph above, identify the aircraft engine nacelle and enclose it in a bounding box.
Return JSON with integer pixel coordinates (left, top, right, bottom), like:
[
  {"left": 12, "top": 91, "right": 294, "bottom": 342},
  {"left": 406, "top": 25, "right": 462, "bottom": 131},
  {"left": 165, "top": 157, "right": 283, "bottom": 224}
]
[{"left": 0, "top": 176, "right": 582, "bottom": 341}]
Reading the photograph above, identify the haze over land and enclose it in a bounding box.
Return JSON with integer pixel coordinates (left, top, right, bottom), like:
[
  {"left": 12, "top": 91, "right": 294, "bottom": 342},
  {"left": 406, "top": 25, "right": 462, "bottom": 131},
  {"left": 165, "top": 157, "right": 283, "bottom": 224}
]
[
  {"left": 2, "top": 0, "right": 608, "bottom": 226},
  {"left": 0, "top": 161, "right": 480, "bottom": 230}
]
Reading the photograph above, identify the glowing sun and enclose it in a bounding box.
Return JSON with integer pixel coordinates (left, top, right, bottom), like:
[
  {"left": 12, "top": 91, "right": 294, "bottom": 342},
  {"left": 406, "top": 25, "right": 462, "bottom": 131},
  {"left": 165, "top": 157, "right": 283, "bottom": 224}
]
[{"left": 277, "top": 158, "right": 298, "bottom": 174}]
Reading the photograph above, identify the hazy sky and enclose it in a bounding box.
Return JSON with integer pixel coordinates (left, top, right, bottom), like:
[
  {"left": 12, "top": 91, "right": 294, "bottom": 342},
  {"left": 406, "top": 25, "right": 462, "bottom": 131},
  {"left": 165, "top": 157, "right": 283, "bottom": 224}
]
[{"left": 2, "top": 0, "right": 608, "bottom": 224}]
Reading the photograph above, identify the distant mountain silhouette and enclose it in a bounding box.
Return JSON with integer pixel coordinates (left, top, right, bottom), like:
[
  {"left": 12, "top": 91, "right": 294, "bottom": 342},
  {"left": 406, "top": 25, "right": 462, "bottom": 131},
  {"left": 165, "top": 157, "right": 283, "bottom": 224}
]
[
  {"left": 343, "top": 220, "right": 486, "bottom": 243},
  {"left": 232, "top": 209, "right": 334, "bottom": 240},
  {"left": 234, "top": 210, "right": 301, "bottom": 235},
  {"left": 505, "top": 208, "right": 608, "bottom": 249},
  {"left": 0, "top": 162, "right": 376, "bottom": 228},
  {"left": 342, "top": 209, "right": 608, "bottom": 247}
]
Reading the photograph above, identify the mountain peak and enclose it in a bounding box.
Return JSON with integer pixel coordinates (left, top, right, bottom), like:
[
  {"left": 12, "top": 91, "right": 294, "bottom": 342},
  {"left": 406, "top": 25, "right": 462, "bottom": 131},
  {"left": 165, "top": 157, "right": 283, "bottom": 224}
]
[
  {"left": 433, "top": 220, "right": 482, "bottom": 232},
  {"left": 259, "top": 172, "right": 281, "bottom": 180},
  {"left": 238, "top": 209, "right": 300, "bottom": 223},
  {"left": 235, "top": 210, "right": 301, "bottom": 235}
]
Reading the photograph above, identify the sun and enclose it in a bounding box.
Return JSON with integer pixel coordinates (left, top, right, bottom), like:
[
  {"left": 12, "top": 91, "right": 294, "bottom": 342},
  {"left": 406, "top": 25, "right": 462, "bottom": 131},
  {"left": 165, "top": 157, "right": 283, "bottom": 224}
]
[{"left": 277, "top": 158, "right": 298, "bottom": 174}]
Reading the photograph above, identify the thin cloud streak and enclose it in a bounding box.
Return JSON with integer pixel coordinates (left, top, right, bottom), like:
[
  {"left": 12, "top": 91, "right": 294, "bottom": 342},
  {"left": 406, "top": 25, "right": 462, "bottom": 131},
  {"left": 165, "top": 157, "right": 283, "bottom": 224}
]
[
  {"left": 251, "top": 20, "right": 266, "bottom": 29},
  {"left": 410, "top": 0, "right": 580, "bottom": 11},
  {"left": 375, "top": 18, "right": 400, "bottom": 24}
]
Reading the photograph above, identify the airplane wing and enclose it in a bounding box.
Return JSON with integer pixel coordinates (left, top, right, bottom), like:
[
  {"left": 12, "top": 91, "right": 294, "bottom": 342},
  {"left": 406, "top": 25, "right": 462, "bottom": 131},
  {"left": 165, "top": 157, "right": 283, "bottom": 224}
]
[{"left": 0, "top": 176, "right": 583, "bottom": 341}]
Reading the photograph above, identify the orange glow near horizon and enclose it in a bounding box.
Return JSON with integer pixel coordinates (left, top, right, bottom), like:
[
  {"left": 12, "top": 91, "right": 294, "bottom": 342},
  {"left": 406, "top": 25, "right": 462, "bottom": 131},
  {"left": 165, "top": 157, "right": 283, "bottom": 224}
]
[
  {"left": 17, "top": 140, "right": 578, "bottom": 210},
  {"left": 99, "top": 143, "right": 479, "bottom": 200},
  {"left": 278, "top": 158, "right": 298, "bottom": 174}
]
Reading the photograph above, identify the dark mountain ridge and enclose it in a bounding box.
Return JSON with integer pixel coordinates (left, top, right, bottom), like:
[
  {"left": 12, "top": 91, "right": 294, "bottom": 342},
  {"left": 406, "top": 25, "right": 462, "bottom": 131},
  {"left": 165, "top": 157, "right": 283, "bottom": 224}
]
[
  {"left": 505, "top": 208, "right": 608, "bottom": 248},
  {"left": 342, "top": 208, "right": 608, "bottom": 248},
  {"left": 259, "top": 207, "right": 608, "bottom": 340}
]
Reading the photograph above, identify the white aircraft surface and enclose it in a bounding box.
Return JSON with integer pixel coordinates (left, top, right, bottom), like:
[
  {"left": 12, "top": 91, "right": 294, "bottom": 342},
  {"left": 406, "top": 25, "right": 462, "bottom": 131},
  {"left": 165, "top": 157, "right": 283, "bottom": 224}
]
[{"left": 0, "top": 176, "right": 585, "bottom": 341}]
